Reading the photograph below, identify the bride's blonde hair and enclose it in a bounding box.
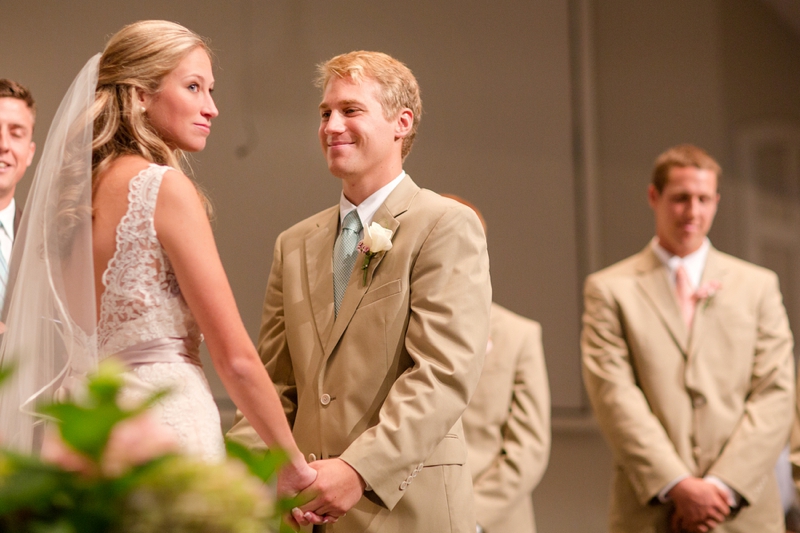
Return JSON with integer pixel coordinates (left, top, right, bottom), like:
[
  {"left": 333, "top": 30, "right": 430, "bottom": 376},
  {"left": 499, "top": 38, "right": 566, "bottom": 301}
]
[{"left": 92, "top": 20, "right": 212, "bottom": 209}]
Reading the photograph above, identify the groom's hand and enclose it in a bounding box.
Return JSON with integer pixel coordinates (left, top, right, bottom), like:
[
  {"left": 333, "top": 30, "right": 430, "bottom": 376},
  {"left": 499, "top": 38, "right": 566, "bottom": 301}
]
[{"left": 296, "top": 458, "right": 365, "bottom": 520}]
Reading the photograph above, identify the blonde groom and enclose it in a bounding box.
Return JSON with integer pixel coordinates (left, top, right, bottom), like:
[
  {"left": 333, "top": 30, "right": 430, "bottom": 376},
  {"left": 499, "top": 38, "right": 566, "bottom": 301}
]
[{"left": 229, "top": 51, "right": 492, "bottom": 533}]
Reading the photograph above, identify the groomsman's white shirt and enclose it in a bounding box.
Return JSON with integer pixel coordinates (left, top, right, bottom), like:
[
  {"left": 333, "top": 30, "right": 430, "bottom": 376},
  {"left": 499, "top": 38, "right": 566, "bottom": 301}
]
[{"left": 0, "top": 199, "right": 16, "bottom": 265}]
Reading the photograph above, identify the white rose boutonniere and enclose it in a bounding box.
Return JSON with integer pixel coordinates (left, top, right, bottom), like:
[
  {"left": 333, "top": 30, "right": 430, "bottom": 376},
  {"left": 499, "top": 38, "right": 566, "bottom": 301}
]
[{"left": 357, "top": 222, "right": 393, "bottom": 285}]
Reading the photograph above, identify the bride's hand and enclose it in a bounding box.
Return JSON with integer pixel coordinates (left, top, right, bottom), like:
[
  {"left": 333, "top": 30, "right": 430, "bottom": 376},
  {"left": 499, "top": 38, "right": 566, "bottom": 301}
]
[
  {"left": 278, "top": 461, "right": 339, "bottom": 527},
  {"left": 278, "top": 461, "right": 333, "bottom": 528},
  {"left": 277, "top": 459, "right": 317, "bottom": 497}
]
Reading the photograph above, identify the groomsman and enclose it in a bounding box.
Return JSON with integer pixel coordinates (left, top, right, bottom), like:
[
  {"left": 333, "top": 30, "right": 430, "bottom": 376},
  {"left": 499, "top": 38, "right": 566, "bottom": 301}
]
[
  {"left": 582, "top": 144, "right": 794, "bottom": 533},
  {"left": 443, "top": 195, "right": 551, "bottom": 533},
  {"left": 229, "top": 51, "right": 492, "bottom": 532},
  {"left": 0, "top": 79, "right": 35, "bottom": 318}
]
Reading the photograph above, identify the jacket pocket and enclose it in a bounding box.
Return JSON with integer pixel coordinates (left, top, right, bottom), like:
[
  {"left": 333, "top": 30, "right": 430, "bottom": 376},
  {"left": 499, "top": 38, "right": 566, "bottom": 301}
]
[
  {"left": 424, "top": 434, "right": 467, "bottom": 466},
  {"left": 360, "top": 279, "right": 403, "bottom": 308}
]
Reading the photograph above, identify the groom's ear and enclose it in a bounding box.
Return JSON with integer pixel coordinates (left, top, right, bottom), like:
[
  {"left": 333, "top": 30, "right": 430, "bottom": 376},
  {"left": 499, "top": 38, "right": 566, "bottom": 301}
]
[{"left": 394, "top": 108, "right": 413, "bottom": 140}]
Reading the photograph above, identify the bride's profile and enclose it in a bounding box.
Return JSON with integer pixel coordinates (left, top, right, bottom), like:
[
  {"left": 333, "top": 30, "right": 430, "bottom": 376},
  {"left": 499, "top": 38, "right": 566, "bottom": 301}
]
[{"left": 0, "top": 20, "right": 317, "bottom": 496}]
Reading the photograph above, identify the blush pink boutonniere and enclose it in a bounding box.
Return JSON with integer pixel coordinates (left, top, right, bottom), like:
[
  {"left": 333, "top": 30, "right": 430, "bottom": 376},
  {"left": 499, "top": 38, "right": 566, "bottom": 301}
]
[
  {"left": 357, "top": 222, "right": 393, "bottom": 285},
  {"left": 693, "top": 280, "right": 722, "bottom": 310}
]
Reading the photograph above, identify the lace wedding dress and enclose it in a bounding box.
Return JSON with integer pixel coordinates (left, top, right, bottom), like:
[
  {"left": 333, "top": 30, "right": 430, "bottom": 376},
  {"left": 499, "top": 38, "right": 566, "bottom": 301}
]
[{"left": 97, "top": 164, "right": 225, "bottom": 461}]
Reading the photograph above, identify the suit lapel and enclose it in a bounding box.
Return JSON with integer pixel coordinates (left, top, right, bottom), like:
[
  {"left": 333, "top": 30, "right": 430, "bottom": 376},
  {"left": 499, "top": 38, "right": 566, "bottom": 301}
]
[
  {"left": 322, "top": 176, "right": 418, "bottom": 358},
  {"left": 687, "top": 247, "right": 728, "bottom": 355},
  {"left": 305, "top": 208, "right": 339, "bottom": 349},
  {"left": 635, "top": 247, "right": 689, "bottom": 354}
]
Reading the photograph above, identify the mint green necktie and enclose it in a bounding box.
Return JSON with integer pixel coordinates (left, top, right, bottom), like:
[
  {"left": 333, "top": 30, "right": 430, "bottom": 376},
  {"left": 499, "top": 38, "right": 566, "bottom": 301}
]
[{"left": 333, "top": 210, "right": 362, "bottom": 316}]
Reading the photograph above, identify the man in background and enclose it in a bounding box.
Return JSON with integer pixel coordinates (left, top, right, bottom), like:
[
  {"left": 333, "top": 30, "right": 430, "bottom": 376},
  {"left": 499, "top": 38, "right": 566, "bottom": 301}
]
[
  {"left": 0, "top": 79, "right": 36, "bottom": 322},
  {"left": 444, "top": 194, "right": 551, "bottom": 533},
  {"left": 582, "top": 144, "right": 794, "bottom": 532}
]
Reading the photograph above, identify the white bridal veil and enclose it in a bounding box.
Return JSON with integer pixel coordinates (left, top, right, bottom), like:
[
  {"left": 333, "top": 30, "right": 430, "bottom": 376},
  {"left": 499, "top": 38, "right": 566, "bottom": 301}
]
[{"left": 0, "top": 54, "right": 101, "bottom": 451}]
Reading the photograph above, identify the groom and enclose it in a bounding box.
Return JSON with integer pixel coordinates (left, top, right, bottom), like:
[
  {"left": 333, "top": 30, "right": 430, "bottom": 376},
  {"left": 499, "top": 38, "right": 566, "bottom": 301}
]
[{"left": 228, "top": 51, "right": 492, "bottom": 532}]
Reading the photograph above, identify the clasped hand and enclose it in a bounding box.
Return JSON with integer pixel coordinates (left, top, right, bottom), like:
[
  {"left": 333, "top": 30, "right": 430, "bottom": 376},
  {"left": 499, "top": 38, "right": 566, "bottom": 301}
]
[
  {"left": 278, "top": 458, "right": 366, "bottom": 529},
  {"left": 669, "top": 477, "right": 731, "bottom": 533}
]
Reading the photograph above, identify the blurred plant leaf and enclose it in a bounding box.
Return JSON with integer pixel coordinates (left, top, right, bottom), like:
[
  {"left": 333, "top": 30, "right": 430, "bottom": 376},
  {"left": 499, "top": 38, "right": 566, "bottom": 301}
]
[
  {"left": 225, "top": 439, "right": 287, "bottom": 483},
  {"left": 0, "top": 453, "right": 66, "bottom": 514},
  {"left": 40, "top": 403, "right": 125, "bottom": 461},
  {"left": 0, "top": 362, "right": 281, "bottom": 532},
  {"left": 0, "top": 364, "right": 14, "bottom": 388},
  {"left": 39, "top": 361, "right": 170, "bottom": 461}
]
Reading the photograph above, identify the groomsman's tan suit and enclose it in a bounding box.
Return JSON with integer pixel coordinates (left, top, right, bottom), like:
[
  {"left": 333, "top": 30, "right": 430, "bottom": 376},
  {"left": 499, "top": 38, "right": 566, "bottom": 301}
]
[
  {"left": 583, "top": 245, "right": 794, "bottom": 532},
  {"left": 463, "top": 303, "right": 550, "bottom": 533},
  {"left": 229, "top": 176, "right": 492, "bottom": 532}
]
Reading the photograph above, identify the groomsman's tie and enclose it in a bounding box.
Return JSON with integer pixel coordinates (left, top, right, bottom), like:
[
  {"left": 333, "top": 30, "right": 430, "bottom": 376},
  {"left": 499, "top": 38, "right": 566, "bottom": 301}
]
[
  {"left": 333, "top": 210, "right": 362, "bottom": 317},
  {"left": 675, "top": 265, "right": 695, "bottom": 328}
]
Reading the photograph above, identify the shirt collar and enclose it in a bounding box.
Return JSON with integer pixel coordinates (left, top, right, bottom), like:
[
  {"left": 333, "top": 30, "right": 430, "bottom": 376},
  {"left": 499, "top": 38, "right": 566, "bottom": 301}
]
[
  {"left": 338, "top": 171, "right": 406, "bottom": 231},
  {"left": 0, "top": 198, "right": 17, "bottom": 241},
  {"left": 650, "top": 237, "right": 710, "bottom": 290}
]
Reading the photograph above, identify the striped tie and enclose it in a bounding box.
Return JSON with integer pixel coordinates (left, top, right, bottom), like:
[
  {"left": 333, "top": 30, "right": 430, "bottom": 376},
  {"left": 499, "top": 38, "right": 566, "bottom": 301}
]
[{"left": 333, "top": 210, "right": 362, "bottom": 316}]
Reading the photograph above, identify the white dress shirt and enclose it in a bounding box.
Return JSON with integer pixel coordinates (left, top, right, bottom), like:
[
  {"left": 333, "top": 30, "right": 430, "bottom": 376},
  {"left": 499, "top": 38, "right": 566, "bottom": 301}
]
[
  {"left": 650, "top": 236, "right": 739, "bottom": 507},
  {"left": 0, "top": 199, "right": 17, "bottom": 266},
  {"left": 651, "top": 236, "right": 710, "bottom": 291},
  {"left": 338, "top": 171, "right": 406, "bottom": 238}
]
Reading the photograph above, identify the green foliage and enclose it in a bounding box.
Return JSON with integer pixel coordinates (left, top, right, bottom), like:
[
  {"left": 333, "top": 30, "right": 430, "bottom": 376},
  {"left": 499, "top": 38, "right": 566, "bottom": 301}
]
[
  {"left": 225, "top": 440, "right": 303, "bottom": 516},
  {"left": 39, "top": 360, "right": 168, "bottom": 461},
  {"left": 117, "top": 456, "right": 273, "bottom": 533},
  {"left": 0, "top": 364, "right": 14, "bottom": 388},
  {"left": 225, "top": 440, "right": 286, "bottom": 483},
  {"left": 0, "top": 362, "right": 283, "bottom": 533},
  {"left": 0, "top": 450, "right": 127, "bottom": 533}
]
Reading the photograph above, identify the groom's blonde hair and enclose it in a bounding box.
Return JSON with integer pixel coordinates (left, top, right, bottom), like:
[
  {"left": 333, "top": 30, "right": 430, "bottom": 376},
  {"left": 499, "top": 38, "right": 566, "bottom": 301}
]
[{"left": 316, "top": 51, "right": 422, "bottom": 159}]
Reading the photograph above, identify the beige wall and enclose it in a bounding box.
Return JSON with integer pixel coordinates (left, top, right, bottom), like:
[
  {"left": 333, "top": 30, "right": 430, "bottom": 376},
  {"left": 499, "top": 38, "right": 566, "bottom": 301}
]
[
  {"left": 4, "top": 1, "right": 800, "bottom": 532},
  {"left": 3, "top": 0, "right": 584, "bottom": 410},
  {"left": 592, "top": 0, "right": 726, "bottom": 266}
]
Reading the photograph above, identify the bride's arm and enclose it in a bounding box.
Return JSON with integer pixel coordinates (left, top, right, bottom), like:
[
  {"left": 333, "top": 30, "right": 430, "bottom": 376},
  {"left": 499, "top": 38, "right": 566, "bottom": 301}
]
[{"left": 153, "top": 169, "right": 315, "bottom": 492}]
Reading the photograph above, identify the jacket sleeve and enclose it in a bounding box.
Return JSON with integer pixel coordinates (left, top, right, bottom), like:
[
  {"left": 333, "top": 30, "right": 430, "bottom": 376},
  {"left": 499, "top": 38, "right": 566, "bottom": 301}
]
[
  {"left": 339, "top": 204, "right": 492, "bottom": 510},
  {"left": 707, "top": 272, "right": 795, "bottom": 504},
  {"left": 581, "top": 274, "right": 691, "bottom": 504},
  {"left": 472, "top": 319, "right": 551, "bottom": 529}
]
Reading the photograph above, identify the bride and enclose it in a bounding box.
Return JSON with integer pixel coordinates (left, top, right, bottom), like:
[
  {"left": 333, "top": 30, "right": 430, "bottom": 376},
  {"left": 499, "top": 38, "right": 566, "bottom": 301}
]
[{"left": 0, "top": 20, "right": 320, "bottom": 501}]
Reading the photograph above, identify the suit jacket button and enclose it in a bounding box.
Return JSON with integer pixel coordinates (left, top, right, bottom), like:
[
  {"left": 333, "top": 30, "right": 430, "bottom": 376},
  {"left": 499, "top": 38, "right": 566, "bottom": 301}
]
[
  {"left": 320, "top": 393, "right": 331, "bottom": 406},
  {"left": 308, "top": 453, "right": 317, "bottom": 462}
]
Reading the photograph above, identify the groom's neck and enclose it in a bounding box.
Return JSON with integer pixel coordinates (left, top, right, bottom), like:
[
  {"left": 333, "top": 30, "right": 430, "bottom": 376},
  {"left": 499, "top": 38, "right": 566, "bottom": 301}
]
[{"left": 339, "top": 164, "right": 401, "bottom": 206}]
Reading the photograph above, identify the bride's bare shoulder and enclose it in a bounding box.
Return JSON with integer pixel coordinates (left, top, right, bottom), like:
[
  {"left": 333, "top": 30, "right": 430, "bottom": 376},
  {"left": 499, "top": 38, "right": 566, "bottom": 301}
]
[{"left": 156, "top": 167, "right": 203, "bottom": 217}]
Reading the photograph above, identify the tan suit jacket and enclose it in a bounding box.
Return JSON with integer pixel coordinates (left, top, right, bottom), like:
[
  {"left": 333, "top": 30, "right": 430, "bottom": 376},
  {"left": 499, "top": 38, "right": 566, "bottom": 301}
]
[
  {"left": 228, "top": 176, "right": 492, "bottom": 533},
  {"left": 582, "top": 245, "right": 794, "bottom": 533},
  {"left": 463, "top": 303, "right": 550, "bottom": 533}
]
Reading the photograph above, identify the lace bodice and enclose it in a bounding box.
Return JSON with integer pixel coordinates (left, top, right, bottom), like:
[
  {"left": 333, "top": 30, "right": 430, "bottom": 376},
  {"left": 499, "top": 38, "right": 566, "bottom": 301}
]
[{"left": 97, "top": 164, "right": 201, "bottom": 358}]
